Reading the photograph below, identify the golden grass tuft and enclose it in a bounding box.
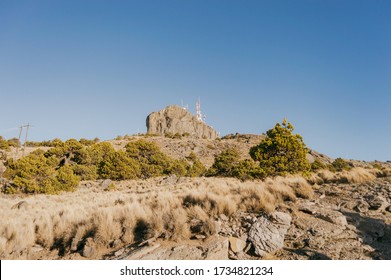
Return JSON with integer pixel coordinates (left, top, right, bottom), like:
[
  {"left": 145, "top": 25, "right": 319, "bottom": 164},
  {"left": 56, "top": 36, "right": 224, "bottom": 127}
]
[
  {"left": 316, "top": 169, "right": 336, "bottom": 183},
  {"left": 310, "top": 167, "right": 377, "bottom": 185},
  {"left": 282, "top": 176, "right": 314, "bottom": 199},
  {"left": 238, "top": 184, "right": 276, "bottom": 213},
  {"left": 338, "top": 167, "right": 376, "bottom": 184},
  {"left": 0, "top": 175, "right": 318, "bottom": 259}
]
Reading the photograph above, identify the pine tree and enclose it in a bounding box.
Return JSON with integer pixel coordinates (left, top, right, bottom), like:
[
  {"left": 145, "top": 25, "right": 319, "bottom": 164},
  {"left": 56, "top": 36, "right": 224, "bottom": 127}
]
[{"left": 250, "top": 118, "right": 310, "bottom": 176}]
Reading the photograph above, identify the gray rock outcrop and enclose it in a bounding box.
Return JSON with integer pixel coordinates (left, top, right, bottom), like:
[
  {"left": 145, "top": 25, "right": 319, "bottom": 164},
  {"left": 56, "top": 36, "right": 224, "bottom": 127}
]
[
  {"left": 299, "top": 202, "right": 348, "bottom": 226},
  {"left": 146, "top": 105, "right": 218, "bottom": 139},
  {"left": 248, "top": 212, "right": 291, "bottom": 257}
]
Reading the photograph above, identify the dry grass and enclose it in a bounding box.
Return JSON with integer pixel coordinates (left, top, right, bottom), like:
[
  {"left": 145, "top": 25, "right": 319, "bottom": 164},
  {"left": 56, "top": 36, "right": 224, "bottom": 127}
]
[
  {"left": 0, "top": 175, "right": 314, "bottom": 259},
  {"left": 339, "top": 167, "right": 376, "bottom": 183},
  {"left": 309, "top": 167, "right": 378, "bottom": 185}
]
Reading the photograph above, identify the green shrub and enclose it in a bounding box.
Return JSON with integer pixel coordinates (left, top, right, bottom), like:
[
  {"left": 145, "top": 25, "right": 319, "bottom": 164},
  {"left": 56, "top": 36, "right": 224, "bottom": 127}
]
[
  {"left": 79, "top": 138, "right": 99, "bottom": 146},
  {"left": 55, "top": 165, "right": 80, "bottom": 192},
  {"left": 207, "top": 149, "right": 265, "bottom": 180},
  {"left": 7, "top": 138, "right": 20, "bottom": 148},
  {"left": 232, "top": 159, "right": 266, "bottom": 180},
  {"left": 187, "top": 153, "right": 205, "bottom": 177},
  {"left": 0, "top": 136, "right": 10, "bottom": 151},
  {"left": 3, "top": 150, "right": 79, "bottom": 194},
  {"left": 73, "top": 142, "right": 116, "bottom": 166},
  {"left": 51, "top": 138, "right": 64, "bottom": 147},
  {"left": 206, "top": 148, "right": 241, "bottom": 177},
  {"left": 250, "top": 119, "right": 310, "bottom": 176},
  {"left": 311, "top": 159, "right": 326, "bottom": 171},
  {"left": 329, "top": 158, "right": 352, "bottom": 172},
  {"left": 169, "top": 159, "right": 190, "bottom": 177},
  {"left": 125, "top": 140, "right": 172, "bottom": 178},
  {"left": 98, "top": 151, "right": 141, "bottom": 180},
  {"left": 72, "top": 164, "right": 98, "bottom": 180}
]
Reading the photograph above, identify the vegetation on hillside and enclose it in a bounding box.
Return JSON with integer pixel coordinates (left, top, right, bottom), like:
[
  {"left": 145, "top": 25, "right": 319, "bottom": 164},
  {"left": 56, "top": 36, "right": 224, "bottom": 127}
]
[
  {"left": 2, "top": 138, "right": 206, "bottom": 194},
  {"left": 0, "top": 136, "right": 21, "bottom": 151},
  {"left": 206, "top": 148, "right": 265, "bottom": 180},
  {"left": 1, "top": 119, "right": 385, "bottom": 195},
  {"left": 3, "top": 150, "right": 79, "bottom": 194},
  {"left": 250, "top": 118, "right": 310, "bottom": 176},
  {"left": 207, "top": 119, "right": 310, "bottom": 179}
]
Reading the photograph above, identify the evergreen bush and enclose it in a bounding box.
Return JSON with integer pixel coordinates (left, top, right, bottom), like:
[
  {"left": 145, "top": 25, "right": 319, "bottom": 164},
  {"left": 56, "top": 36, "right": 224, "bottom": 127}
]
[{"left": 250, "top": 118, "right": 310, "bottom": 176}]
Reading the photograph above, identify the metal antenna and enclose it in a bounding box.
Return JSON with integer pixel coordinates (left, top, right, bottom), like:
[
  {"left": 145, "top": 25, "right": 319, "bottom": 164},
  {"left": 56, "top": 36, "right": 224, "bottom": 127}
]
[{"left": 196, "top": 98, "right": 202, "bottom": 122}]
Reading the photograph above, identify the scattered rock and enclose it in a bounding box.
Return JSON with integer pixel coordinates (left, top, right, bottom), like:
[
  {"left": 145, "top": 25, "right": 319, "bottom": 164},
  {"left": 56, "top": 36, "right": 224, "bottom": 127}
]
[
  {"left": 316, "top": 210, "right": 347, "bottom": 226},
  {"left": 229, "top": 237, "right": 247, "bottom": 253},
  {"left": 365, "top": 195, "right": 390, "bottom": 211},
  {"left": 146, "top": 105, "right": 219, "bottom": 139},
  {"left": 194, "top": 234, "right": 207, "bottom": 240},
  {"left": 30, "top": 245, "right": 44, "bottom": 253},
  {"left": 82, "top": 238, "right": 96, "bottom": 258},
  {"left": 11, "top": 201, "right": 28, "bottom": 210},
  {"left": 168, "top": 245, "right": 204, "bottom": 260},
  {"left": 82, "top": 182, "right": 93, "bottom": 188},
  {"left": 298, "top": 202, "right": 347, "bottom": 226},
  {"left": 355, "top": 200, "right": 370, "bottom": 213},
  {"left": 248, "top": 212, "right": 292, "bottom": 257},
  {"left": 101, "top": 179, "right": 113, "bottom": 190},
  {"left": 158, "top": 175, "right": 178, "bottom": 186},
  {"left": 70, "top": 237, "right": 80, "bottom": 252},
  {"left": 114, "top": 248, "right": 125, "bottom": 257},
  {"left": 118, "top": 236, "right": 229, "bottom": 260},
  {"left": 204, "top": 237, "right": 229, "bottom": 260},
  {"left": 123, "top": 243, "right": 162, "bottom": 260},
  {"left": 298, "top": 202, "right": 317, "bottom": 214}
]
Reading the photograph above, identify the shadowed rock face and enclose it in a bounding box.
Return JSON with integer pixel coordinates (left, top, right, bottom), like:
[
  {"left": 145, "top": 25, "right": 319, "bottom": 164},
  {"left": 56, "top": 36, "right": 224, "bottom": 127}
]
[{"left": 146, "top": 105, "right": 219, "bottom": 139}]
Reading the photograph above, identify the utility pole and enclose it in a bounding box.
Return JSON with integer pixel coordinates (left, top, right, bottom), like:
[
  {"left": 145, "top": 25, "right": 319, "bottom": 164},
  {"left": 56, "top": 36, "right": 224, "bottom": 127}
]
[
  {"left": 15, "top": 126, "right": 23, "bottom": 158},
  {"left": 22, "top": 123, "right": 31, "bottom": 157},
  {"left": 15, "top": 124, "right": 33, "bottom": 158}
]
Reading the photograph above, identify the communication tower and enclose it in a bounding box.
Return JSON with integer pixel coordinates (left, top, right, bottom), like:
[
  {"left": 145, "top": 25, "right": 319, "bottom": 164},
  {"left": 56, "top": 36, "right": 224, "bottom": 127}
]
[{"left": 196, "top": 98, "right": 206, "bottom": 122}]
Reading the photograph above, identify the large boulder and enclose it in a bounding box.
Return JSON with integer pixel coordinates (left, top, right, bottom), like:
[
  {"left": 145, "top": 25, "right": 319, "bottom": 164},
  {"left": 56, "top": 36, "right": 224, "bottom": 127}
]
[
  {"left": 146, "top": 105, "right": 219, "bottom": 139},
  {"left": 248, "top": 212, "right": 291, "bottom": 257}
]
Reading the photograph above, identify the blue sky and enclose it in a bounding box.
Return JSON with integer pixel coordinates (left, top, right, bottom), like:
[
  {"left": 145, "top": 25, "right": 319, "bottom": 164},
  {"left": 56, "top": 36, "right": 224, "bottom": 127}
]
[{"left": 0, "top": 0, "right": 390, "bottom": 161}]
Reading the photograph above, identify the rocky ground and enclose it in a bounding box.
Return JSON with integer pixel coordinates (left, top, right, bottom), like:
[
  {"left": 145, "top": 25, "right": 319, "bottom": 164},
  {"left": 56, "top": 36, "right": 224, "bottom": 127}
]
[
  {"left": 280, "top": 177, "right": 391, "bottom": 260},
  {"left": 101, "top": 176, "right": 391, "bottom": 260},
  {"left": 2, "top": 173, "right": 391, "bottom": 260}
]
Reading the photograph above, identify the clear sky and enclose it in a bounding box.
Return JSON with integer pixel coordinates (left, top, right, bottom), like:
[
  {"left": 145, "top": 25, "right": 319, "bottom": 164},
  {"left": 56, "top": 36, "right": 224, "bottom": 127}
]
[{"left": 0, "top": 0, "right": 390, "bottom": 161}]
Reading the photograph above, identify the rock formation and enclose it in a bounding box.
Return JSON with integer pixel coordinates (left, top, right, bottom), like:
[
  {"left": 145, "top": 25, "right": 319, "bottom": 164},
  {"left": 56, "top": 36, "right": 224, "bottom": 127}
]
[
  {"left": 248, "top": 212, "right": 292, "bottom": 257},
  {"left": 146, "top": 105, "right": 219, "bottom": 139}
]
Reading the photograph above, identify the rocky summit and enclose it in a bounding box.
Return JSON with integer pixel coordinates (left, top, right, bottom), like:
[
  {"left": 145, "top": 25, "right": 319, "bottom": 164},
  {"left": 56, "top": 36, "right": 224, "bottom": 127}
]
[{"left": 146, "top": 105, "right": 219, "bottom": 139}]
